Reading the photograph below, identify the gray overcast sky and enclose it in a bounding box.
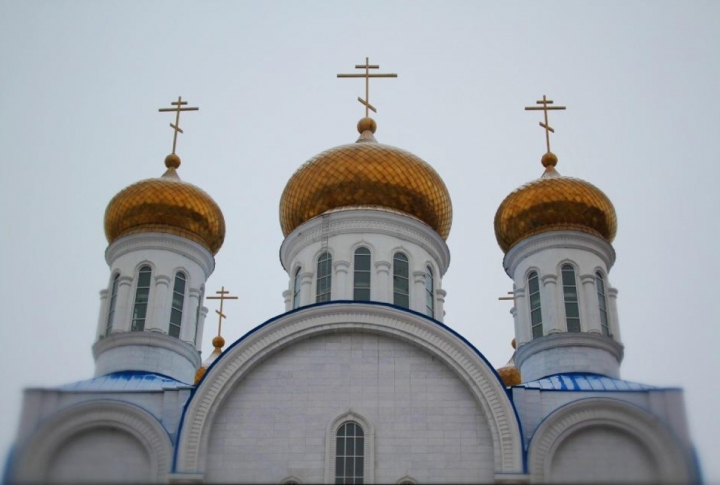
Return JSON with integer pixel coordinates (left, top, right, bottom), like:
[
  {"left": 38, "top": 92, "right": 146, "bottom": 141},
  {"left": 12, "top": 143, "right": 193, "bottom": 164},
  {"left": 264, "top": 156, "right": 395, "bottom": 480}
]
[{"left": 1, "top": 1, "right": 718, "bottom": 479}]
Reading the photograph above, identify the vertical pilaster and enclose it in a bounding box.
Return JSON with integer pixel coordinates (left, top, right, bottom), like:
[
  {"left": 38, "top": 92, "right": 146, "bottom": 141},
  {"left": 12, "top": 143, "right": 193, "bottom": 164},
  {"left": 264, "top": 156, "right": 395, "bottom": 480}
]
[
  {"left": 541, "top": 274, "right": 562, "bottom": 334},
  {"left": 181, "top": 288, "right": 201, "bottom": 345},
  {"left": 333, "top": 260, "right": 350, "bottom": 300},
  {"left": 113, "top": 276, "right": 134, "bottom": 333},
  {"left": 282, "top": 290, "right": 292, "bottom": 311},
  {"left": 374, "top": 261, "right": 391, "bottom": 303},
  {"left": 580, "top": 274, "right": 602, "bottom": 334},
  {"left": 412, "top": 271, "right": 426, "bottom": 314},
  {"left": 300, "top": 272, "right": 314, "bottom": 306},
  {"left": 195, "top": 307, "right": 208, "bottom": 352},
  {"left": 608, "top": 287, "right": 622, "bottom": 342},
  {"left": 435, "top": 288, "right": 446, "bottom": 322},
  {"left": 149, "top": 274, "right": 171, "bottom": 333},
  {"left": 513, "top": 287, "right": 531, "bottom": 346},
  {"left": 96, "top": 289, "right": 109, "bottom": 340}
]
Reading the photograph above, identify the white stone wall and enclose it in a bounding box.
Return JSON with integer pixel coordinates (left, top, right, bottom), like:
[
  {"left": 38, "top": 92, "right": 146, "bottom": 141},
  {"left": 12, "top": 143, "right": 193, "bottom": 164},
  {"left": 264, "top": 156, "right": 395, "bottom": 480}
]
[
  {"left": 279, "top": 209, "right": 450, "bottom": 321},
  {"left": 204, "top": 332, "right": 494, "bottom": 484},
  {"left": 46, "top": 427, "right": 152, "bottom": 483},
  {"left": 549, "top": 426, "right": 656, "bottom": 483}
]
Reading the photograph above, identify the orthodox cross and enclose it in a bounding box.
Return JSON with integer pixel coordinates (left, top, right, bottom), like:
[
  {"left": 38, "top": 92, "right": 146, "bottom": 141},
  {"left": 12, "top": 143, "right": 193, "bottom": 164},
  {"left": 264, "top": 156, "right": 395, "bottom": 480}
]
[
  {"left": 158, "top": 96, "right": 199, "bottom": 154},
  {"left": 498, "top": 291, "right": 516, "bottom": 303},
  {"left": 206, "top": 286, "right": 238, "bottom": 337},
  {"left": 337, "top": 57, "right": 397, "bottom": 117},
  {"left": 524, "top": 94, "right": 566, "bottom": 153}
]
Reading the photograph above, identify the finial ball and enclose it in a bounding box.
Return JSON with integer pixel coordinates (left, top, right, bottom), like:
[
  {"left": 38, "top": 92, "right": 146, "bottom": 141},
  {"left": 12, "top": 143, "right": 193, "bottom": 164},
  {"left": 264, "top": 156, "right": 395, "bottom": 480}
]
[
  {"left": 511, "top": 338, "right": 516, "bottom": 350},
  {"left": 541, "top": 152, "right": 558, "bottom": 167},
  {"left": 357, "top": 117, "right": 377, "bottom": 134},
  {"left": 212, "top": 336, "right": 225, "bottom": 349},
  {"left": 165, "top": 153, "right": 181, "bottom": 169}
]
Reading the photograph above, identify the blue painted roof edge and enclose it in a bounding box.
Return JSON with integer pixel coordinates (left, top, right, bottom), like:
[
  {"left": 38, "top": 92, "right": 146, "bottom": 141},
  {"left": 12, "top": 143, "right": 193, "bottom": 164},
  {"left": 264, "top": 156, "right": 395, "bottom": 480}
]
[
  {"left": 173, "top": 300, "right": 523, "bottom": 472},
  {"left": 514, "top": 372, "right": 682, "bottom": 392},
  {"left": 2, "top": 443, "right": 15, "bottom": 485},
  {"left": 50, "top": 370, "right": 192, "bottom": 392}
]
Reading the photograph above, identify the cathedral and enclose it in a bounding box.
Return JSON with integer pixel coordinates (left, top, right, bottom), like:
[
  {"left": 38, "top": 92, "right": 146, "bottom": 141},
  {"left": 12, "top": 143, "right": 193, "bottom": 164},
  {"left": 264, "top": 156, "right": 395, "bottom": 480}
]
[{"left": 5, "top": 79, "right": 700, "bottom": 483}]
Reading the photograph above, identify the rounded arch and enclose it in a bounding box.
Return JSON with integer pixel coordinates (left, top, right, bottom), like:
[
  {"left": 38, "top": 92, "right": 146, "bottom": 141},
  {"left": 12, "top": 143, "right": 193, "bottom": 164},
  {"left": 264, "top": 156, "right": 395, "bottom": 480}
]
[
  {"left": 175, "top": 302, "right": 523, "bottom": 475},
  {"left": 350, "top": 239, "right": 376, "bottom": 256},
  {"left": 523, "top": 265, "right": 542, "bottom": 281},
  {"left": 324, "top": 409, "right": 376, "bottom": 483},
  {"left": 557, "top": 258, "right": 579, "bottom": 276},
  {"left": 527, "top": 398, "right": 692, "bottom": 483},
  {"left": 12, "top": 400, "right": 172, "bottom": 483},
  {"left": 134, "top": 259, "right": 157, "bottom": 275}
]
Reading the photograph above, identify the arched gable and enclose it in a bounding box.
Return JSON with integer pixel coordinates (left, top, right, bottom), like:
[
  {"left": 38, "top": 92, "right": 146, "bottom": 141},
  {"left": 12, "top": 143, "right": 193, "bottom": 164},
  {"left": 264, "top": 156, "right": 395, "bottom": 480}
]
[{"left": 176, "top": 301, "right": 523, "bottom": 475}]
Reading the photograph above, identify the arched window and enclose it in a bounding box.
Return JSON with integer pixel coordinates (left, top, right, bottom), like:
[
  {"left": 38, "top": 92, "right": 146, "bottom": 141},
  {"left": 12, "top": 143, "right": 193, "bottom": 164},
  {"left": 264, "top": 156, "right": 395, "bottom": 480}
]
[
  {"left": 131, "top": 266, "right": 152, "bottom": 332},
  {"left": 105, "top": 273, "right": 120, "bottom": 336},
  {"left": 425, "top": 265, "right": 435, "bottom": 317},
  {"left": 335, "top": 421, "right": 364, "bottom": 484},
  {"left": 293, "top": 267, "right": 302, "bottom": 309},
  {"left": 596, "top": 272, "right": 610, "bottom": 336},
  {"left": 393, "top": 252, "right": 409, "bottom": 308},
  {"left": 169, "top": 272, "right": 186, "bottom": 338},
  {"left": 528, "top": 271, "right": 543, "bottom": 338},
  {"left": 316, "top": 252, "right": 332, "bottom": 303},
  {"left": 561, "top": 264, "right": 580, "bottom": 332},
  {"left": 353, "top": 247, "right": 371, "bottom": 301}
]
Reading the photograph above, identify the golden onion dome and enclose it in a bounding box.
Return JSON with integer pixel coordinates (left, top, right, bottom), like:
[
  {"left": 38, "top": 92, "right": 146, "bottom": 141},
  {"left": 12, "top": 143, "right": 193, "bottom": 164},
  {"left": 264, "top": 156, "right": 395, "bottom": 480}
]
[
  {"left": 496, "top": 339, "right": 521, "bottom": 387},
  {"left": 104, "top": 154, "right": 225, "bottom": 255},
  {"left": 279, "top": 118, "right": 453, "bottom": 240},
  {"left": 494, "top": 152, "right": 617, "bottom": 253}
]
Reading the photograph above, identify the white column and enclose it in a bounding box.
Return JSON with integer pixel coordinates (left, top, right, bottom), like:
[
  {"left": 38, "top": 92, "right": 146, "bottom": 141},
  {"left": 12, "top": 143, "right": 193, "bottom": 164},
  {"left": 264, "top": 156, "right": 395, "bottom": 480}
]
[
  {"left": 333, "top": 260, "right": 350, "bottom": 300},
  {"left": 374, "top": 261, "right": 391, "bottom": 303},
  {"left": 513, "top": 287, "right": 532, "bottom": 346},
  {"left": 608, "top": 287, "right": 622, "bottom": 342},
  {"left": 113, "top": 276, "right": 133, "bottom": 333},
  {"left": 412, "top": 271, "right": 426, "bottom": 314},
  {"left": 300, "top": 272, "right": 314, "bottom": 306},
  {"left": 149, "top": 274, "right": 171, "bottom": 333},
  {"left": 181, "top": 288, "right": 201, "bottom": 345},
  {"left": 580, "top": 274, "right": 602, "bottom": 334},
  {"left": 195, "top": 307, "right": 208, "bottom": 352},
  {"left": 540, "top": 274, "right": 562, "bottom": 334},
  {"left": 510, "top": 306, "right": 520, "bottom": 344},
  {"left": 96, "top": 289, "right": 109, "bottom": 340},
  {"left": 435, "top": 288, "right": 446, "bottom": 322},
  {"left": 282, "top": 290, "right": 292, "bottom": 311}
]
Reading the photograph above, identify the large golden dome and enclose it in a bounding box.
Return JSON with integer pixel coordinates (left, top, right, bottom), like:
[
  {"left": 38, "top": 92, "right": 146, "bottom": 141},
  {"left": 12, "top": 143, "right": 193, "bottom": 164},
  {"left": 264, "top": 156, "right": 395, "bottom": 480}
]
[
  {"left": 104, "top": 154, "right": 225, "bottom": 255},
  {"left": 279, "top": 118, "right": 453, "bottom": 239},
  {"left": 494, "top": 153, "right": 617, "bottom": 253}
]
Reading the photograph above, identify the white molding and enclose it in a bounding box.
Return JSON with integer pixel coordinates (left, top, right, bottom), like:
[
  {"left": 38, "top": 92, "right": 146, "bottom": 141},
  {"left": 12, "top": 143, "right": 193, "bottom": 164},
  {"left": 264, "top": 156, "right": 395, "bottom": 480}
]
[
  {"left": 12, "top": 400, "right": 172, "bottom": 483},
  {"left": 105, "top": 232, "right": 215, "bottom": 279},
  {"left": 175, "top": 303, "right": 522, "bottom": 475},
  {"left": 515, "top": 332, "right": 624, "bottom": 371},
  {"left": 503, "top": 231, "right": 616, "bottom": 277},
  {"left": 93, "top": 331, "right": 202, "bottom": 368},
  {"left": 324, "top": 409, "right": 375, "bottom": 484},
  {"left": 280, "top": 209, "right": 451, "bottom": 276},
  {"left": 527, "top": 398, "right": 693, "bottom": 483}
]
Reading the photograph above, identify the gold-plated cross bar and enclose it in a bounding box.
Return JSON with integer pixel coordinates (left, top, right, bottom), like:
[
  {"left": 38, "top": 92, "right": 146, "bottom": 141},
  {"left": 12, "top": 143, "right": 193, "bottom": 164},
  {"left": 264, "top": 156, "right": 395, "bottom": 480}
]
[
  {"left": 206, "top": 286, "right": 238, "bottom": 337},
  {"left": 337, "top": 57, "right": 397, "bottom": 117},
  {"left": 498, "top": 291, "right": 515, "bottom": 302},
  {"left": 525, "top": 94, "right": 566, "bottom": 153},
  {"left": 158, "top": 96, "right": 199, "bottom": 154}
]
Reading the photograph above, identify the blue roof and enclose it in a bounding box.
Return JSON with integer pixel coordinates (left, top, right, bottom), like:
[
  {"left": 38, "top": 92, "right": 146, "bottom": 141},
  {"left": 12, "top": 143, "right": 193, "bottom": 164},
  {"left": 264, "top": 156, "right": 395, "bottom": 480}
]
[
  {"left": 57, "top": 371, "right": 192, "bottom": 391},
  {"left": 518, "top": 373, "right": 657, "bottom": 391}
]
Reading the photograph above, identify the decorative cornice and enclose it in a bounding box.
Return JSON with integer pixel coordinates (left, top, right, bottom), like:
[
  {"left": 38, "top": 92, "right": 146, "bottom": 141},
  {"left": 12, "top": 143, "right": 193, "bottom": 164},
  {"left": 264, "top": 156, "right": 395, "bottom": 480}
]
[
  {"left": 279, "top": 209, "right": 451, "bottom": 276},
  {"left": 12, "top": 400, "right": 172, "bottom": 482},
  {"left": 175, "top": 303, "right": 521, "bottom": 474},
  {"left": 106, "top": 232, "right": 215, "bottom": 278},
  {"left": 516, "top": 332, "right": 624, "bottom": 370},
  {"left": 528, "top": 398, "right": 692, "bottom": 483},
  {"left": 503, "top": 231, "right": 616, "bottom": 277},
  {"left": 93, "top": 331, "right": 201, "bottom": 368}
]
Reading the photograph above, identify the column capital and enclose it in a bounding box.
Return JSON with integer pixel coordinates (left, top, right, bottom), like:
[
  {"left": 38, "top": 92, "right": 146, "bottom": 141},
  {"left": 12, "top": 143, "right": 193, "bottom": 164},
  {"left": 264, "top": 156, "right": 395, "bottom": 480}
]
[
  {"left": 333, "top": 260, "right": 350, "bottom": 273},
  {"left": 412, "top": 270, "right": 426, "bottom": 284},
  {"left": 117, "top": 275, "right": 133, "bottom": 287},
  {"left": 541, "top": 274, "right": 558, "bottom": 285},
  {"left": 608, "top": 287, "right": 619, "bottom": 298},
  {"left": 99, "top": 289, "right": 109, "bottom": 298},
  {"left": 580, "top": 274, "right": 596, "bottom": 284},
  {"left": 374, "top": 260, "right": 391, "bottom": 272},
  {"left": 189, "top": 287, "right": 202, "bottom": 298},
  {"left": 155, "top": 274, "right": 171, "bottom": 285}
]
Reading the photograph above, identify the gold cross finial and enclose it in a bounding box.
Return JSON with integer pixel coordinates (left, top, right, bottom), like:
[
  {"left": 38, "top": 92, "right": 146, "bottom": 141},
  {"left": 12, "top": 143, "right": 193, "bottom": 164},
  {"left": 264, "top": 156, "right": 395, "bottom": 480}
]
[
  {"left": 498, "top": 291, "right": 515, "bottom": 303},
  {"left": 206, "top": 286, "right": 238, "bottom": 339},
  {"left": 158, "top": 96, "right": 199, "bottom": 154},
  {"left": 337, "top": 57, "right": 398, "bottom": 117},
  {"left": 525, "top": 94, "right": 566, "bottom": 153}
]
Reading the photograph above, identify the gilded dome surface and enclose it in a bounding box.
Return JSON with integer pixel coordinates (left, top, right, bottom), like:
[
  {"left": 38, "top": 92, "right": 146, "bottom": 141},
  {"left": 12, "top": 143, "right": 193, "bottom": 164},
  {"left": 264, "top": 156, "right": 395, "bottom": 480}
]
[
  {"left": 494, "top": 156, "right": 617, "bottom": 253},
  {"left": 279, "top": 121, "right": 452, "bottom": 239},
  {"left": 104, "top": 157, "right": 225, "bottom": 254}
]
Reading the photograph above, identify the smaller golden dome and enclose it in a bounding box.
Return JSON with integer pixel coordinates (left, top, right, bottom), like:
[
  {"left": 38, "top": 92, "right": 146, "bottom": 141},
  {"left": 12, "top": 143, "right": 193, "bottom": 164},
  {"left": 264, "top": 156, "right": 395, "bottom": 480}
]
[
  {"left": 496, "top": 338, "right": 521, "bottom": 387},
  {"left": 104, "top": 155, "right": 225, "bottom": 255},
  {"left": 494, "top": 153, "right": 617, "bottom": 253}
]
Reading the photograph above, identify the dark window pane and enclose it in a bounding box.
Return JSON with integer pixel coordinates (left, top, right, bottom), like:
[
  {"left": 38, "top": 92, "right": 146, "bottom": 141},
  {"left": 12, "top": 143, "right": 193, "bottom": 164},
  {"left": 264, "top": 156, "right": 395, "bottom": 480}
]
[
  {"left": 567, "top": 318, "right": 581, "bottom": 332},
  {"left": 346, "top": 437, "right": 354, "bottom": 455},
  {"left": 337, "top": 424, "right": 346, "bottom": 437},
  {"left": 133, "top": 303, "right": 147, "bottom": 320},
  {"left": 566, "top": 303, "right": 579, "bottom": 318},
  {"left": 170, "top": 308, "right": 182, "bottom": 325},
  {"left": 563, "top": 286, "right": 577, "bottom": 302},
  {"left": 394, "top": 293, "right": 409, "bottom": 308},
  {"left": 356, "top": 436, "right": 364, "bottom": 449},
  {"left": 561, "top": 267, "right": 575, "bottom": 286},
  {"left": 174, "top": 275, "right": 186, "bottom": 293},
  {"left": 354, "top": 289, "right": 370, "bottom": 301},
  {"left": 355, "top": 271, "right": 370, "bottom": 287},
  {"left": 355, "top": 457, "right": 364, "bottom": 477},
  {"left": 531, "top": 308, "right": 542, "bottom": 325},
  {"left": 346, "top": 457, "right": 354, "bottom": 477},
  {"left": 337, "top": 437, "right": 345, "bottom": 455},
  {"left": 336, "top": 457, "right": 344, "bottom": 476},
  {"left": 335, "top": 479, "right": 343, "bottom": 485},
  {"left": 528, "top": 274, "right": 539, "bottom": 293},
  {"left": 530, "top": 292, "right": 541, "bottom": 309},
  {"left": 532, "top": 325, "right": 543, "bottom": 338},
  {"left": 168, "top": 323, "right": 180, "bottom": 338},
  {"left": 138, "top": 269, "right": 152, "bottom": 287}
]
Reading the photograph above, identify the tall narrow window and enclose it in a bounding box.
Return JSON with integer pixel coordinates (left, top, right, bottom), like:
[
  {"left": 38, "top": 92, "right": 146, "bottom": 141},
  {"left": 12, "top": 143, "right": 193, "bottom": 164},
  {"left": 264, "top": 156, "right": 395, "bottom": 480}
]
[
  {"left": 528, "top": 271, "right": 543, "bottom": 338},
  {"left": 425, "top": 266, "right": 435, "bottom": 317},
  {"left": 106, "top": 274, "right": 120, "bottom": 336},
  {"left": 561, "top": 265, "right": 580, "bottom": 332},
  {"left": 353, "top": 247, "right": 371, "bottom": 301},
  {"left": 169, "top": 272, "right": 186, "bottom": 338},
  {"left": 293, "top": 267, "right": 302, "bottom": 309},
  {"left": 596, "top": 272, "right": 610, "bottom": 337},
  {"left": 131, "top": 266, "right": 152, "bottom": 332},
  {"left": 393, "top": 252, "right": 409, "bottom": 308},
  {"left": 316, "top": 252, "right": 332, "bottom": 303},
  {"left": 335, "top": 422, "right": 364, "bottom": 484}
]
